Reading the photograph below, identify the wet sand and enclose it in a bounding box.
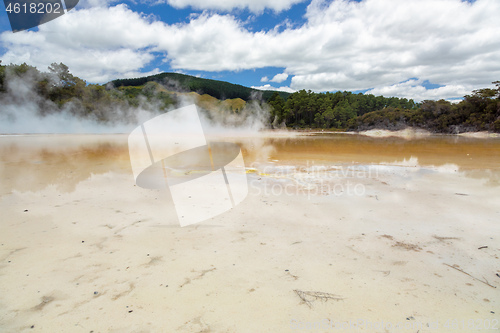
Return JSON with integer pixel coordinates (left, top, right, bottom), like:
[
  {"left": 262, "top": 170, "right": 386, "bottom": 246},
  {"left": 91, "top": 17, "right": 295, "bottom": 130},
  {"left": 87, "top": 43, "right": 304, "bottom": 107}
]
[{"left": 0, "top": 133, "right": 499, "bottom": 332}]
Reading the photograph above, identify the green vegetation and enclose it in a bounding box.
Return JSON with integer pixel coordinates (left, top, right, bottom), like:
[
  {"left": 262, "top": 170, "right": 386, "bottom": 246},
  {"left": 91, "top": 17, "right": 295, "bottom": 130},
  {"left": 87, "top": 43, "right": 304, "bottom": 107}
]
[
  {"left": 347, "top": 85, "right": 500, "bottom": 133},
  {"left": 0, "top": 62, "right": 247, "bottom": 122},
  {"left": 0, "top": 62, "right": 277, "bottom": 124},
  {"left": 1, "top": 61, "right": 499, "bottom": 133},
  {"left": 110, "top": 72, "right": 290, "bottom": 102},
  {"left": 0, "top": 62, "right": 167, "bottom": 122},
  {"left": 266, "top": 85, "right": 500, "bottom": 133},
  {"left": 267, "top": 90, "right": 418, "bottom": 129}
]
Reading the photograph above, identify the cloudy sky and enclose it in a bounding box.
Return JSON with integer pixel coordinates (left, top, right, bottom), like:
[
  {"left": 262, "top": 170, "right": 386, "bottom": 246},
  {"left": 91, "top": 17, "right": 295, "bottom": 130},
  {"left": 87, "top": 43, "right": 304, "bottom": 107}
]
[{"left": 1, "top": 0, "right": 499, "bottom": 101}]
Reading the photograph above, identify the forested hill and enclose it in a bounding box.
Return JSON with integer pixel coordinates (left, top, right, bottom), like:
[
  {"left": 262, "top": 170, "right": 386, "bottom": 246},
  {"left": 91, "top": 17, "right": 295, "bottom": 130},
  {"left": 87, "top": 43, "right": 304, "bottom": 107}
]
[
  {"left": 0, "top": 62, "right": 256, "bottom": 123},
  {"left": 110, "top": 72, "right": 290, "bottom": 102}
]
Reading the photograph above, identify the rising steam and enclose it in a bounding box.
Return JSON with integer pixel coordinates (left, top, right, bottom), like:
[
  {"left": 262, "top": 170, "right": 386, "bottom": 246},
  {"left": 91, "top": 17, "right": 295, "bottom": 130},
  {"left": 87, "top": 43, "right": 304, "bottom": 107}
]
[{"left": 0, "top": 66, "right": 272, "bottom": 135}]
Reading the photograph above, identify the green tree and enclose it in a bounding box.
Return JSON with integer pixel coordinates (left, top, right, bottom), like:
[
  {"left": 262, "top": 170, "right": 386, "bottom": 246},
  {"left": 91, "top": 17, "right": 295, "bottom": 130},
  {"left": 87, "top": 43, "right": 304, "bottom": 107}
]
[
  {"left": 322, "top": 106, "right": 336, "bottom": 128},
  {"left": 332, "top": 99, "right": 356, "bottom": 128},
  {"left": 267, "top": 91, "right": 285, "bottom": 125},
  {"left": 47, "top": 63, "right": 86, "bottom": 104}
]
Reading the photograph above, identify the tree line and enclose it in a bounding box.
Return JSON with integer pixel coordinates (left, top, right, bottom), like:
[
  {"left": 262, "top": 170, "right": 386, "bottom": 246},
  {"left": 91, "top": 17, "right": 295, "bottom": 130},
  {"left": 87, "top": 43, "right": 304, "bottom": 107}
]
[
  {"left": 267, "top": 90, "right": 418, "bottom": 129},
  {"left": 347, "top": 87, "right": 500, "bottom": 133},
  {"left": 2, "top": 61, "right": 499, "bottom": 133},
  {"left": 266, "top": 84, "right": 500, "bottom": 133},
  {"left": 0, "top": 62, "right": 177, "bottom": 123}
]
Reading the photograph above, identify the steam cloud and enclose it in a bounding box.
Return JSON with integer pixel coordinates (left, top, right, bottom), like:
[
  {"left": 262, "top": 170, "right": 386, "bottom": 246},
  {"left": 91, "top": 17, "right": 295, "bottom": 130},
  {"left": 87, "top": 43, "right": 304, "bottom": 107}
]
[{"left": 0, "top": 67, "right": 272, "bottom": 135}]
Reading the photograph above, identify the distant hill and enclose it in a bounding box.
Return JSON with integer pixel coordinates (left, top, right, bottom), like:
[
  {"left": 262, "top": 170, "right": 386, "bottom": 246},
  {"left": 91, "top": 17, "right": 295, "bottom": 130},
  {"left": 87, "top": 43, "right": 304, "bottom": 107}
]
[
  {"left": 109, "top": 72, "right": 291, "bottom": 102},
  {"left": 4, "top": 62, "right": 497, "bottom": 133}
]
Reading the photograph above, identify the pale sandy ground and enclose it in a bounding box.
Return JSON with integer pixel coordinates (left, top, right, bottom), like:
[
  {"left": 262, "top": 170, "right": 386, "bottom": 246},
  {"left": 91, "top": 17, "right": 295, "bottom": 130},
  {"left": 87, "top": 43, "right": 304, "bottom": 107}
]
[{"left": 0, "top": 135, "right": 499, "bottom": 333}]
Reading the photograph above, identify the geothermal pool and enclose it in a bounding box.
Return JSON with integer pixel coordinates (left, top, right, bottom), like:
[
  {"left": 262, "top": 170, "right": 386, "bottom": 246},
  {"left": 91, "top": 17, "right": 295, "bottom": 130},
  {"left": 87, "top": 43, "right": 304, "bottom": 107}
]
[{"left": 1, "top": 133, "right": 499, "bottom": 332}]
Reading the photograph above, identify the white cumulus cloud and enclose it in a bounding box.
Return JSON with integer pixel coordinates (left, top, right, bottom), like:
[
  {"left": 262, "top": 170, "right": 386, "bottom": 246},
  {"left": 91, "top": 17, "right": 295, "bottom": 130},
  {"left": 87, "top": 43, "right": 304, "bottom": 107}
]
[
  {"left": 366, "top": 79, "right": 471, "bottom": 102},
  {"left": 1, "top": 0, "right": 499, "bottom": 101},
  {"left": 270, "top": 73, "right": 289, "bottom": 83},
  {"left": 0, "top": 5, "right": 163, "bottom": 82},
  {"left": 252, "top": 84, "right": 295, "bottom": 93},
  {"left": 148, "top": 0, "right": 307, "bottom": 13}
]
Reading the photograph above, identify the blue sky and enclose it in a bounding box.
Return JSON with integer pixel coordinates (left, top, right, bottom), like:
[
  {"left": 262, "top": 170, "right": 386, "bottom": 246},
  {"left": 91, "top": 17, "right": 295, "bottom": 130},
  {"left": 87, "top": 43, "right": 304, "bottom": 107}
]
[{"left": 0, "top": 0, "right": 498, "bottom": 101}]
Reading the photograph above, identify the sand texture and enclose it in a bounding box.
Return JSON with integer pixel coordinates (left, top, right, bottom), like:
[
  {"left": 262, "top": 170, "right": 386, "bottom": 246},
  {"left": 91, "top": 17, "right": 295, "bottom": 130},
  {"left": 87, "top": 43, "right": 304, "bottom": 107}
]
[{"left": 0, "top": 134, "right": 499, "bottom": 332}]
